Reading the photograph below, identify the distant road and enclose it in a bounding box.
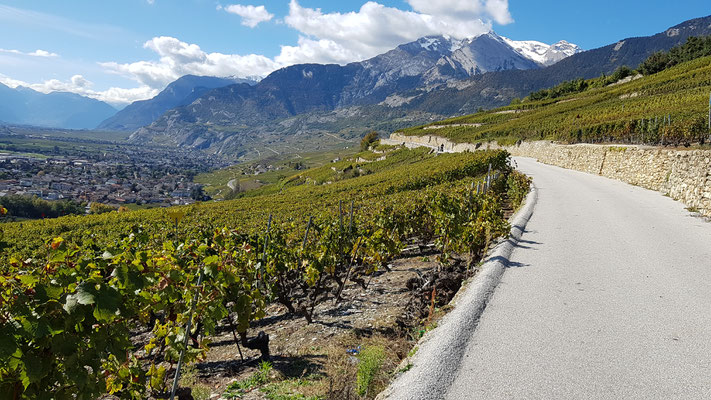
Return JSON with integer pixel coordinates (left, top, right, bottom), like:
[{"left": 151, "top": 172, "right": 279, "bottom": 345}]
[{"left": 446, "top": 157, "right": 711, "bottom": 399}]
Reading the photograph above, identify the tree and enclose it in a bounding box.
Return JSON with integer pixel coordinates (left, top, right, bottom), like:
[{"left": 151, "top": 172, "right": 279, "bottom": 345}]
[
  {"left": 90, "top": 202, "right": 116, "bottom": 215},
  {"left": 191, "top": 185, "right": 210, "bottom": 201},
  {"left": 360, "top": 131, "right": 379, "bottom": 151},
  {"left": 638, "top": 51, "right": 670, "bottom": 75}
]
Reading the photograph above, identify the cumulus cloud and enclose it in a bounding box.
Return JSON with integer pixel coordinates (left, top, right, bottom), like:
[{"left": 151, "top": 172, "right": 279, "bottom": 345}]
[
  {"left": 0, "top": 73, "right": 158, "bottom": 106},
  {"left": 279, "top": 0, "right": 506, "bottom": 64},
  {"left": 100, "top": 36, "right": 279, "bottom": 89},
  {"left": 2, "top": 0, "right": 514, "bottom": 105},
  {"left": 0, "top": 48, "right": 59, "bottom": 57},
  {"left": 221, "top": 4, "right": 274, "bottom": 27},
  {"left": 405, "top": 0, "right": 512, "bottom": 25}
]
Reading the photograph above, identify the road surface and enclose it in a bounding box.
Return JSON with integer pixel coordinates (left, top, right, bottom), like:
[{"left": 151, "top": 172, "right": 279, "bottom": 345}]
[{"left": 445, "top": 157, "right": 711, "bottom": 399}]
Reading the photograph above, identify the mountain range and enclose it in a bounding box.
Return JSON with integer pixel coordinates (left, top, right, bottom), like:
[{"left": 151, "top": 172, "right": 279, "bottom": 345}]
[
  {"left": 97, "top": 75, "right": 257, "bottom": 131},
  {"left": 125, "top": 31, "right": 583, "bottom": 156},
  {"left": 0, "top": 84, "right": 116, "bottom": 130},
  {"left": 3, "top": 15, "right": 711, "bottom": 159},
  {"left": 124, "top": 15, "right": 711, "bottom": 159}
]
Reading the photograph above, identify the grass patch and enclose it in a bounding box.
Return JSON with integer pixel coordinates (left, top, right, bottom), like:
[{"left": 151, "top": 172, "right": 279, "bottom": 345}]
[
  {"left": 223, "top": 361, "right": 274, "bottom": 398},
  {"left": 178, "top": 365, "right": 212, "bottom": 400},
  {"left": 356, "top": 346, "right": 386, "bottom": 397}
]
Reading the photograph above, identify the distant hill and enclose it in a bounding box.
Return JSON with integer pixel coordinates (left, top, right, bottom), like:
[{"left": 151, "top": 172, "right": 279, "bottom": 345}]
[
  {"left": 97, "top": 75, "right": 257, "bottom": 131},
  {"left": 0, "top": 84, "right": 116, "bottom": 130}
]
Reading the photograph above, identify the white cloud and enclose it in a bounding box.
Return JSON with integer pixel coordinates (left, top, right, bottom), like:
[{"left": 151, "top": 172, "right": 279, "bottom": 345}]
[
  {"left": 100, "top": 36, "right": 279, "bottom": 89},
  {"left": 405, "top": 0, "right": 513, "bottom": 25},
  {"left": 0, "top": 73, "right": 158, "bottom": 106},
  {"left": 0, "top": 48, "right": 59, "bottom": 57},
  {"left": 1, "top": 1, "right": 514, "bottom": 106},
  {"left": 222, "top": 4, "right": 274, "bottom": 27},
  {"left": 279, "top": 0, "right": 503, "bottom": 64}
]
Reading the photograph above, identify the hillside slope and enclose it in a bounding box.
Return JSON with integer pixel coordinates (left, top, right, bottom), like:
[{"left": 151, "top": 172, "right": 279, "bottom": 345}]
[{"left": 397, "top": 53, "right": 711, "bottom": 146}]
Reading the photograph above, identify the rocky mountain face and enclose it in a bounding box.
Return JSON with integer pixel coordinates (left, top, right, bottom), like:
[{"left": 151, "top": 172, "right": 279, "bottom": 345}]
[
  {"left": 388, "top": 15, "right": 711, "bottom": 118},
  {"left": 97, "top": 75, "right": 257, "bottom": 131},
  {"left": 128, "top": 15, "right": 711, "bottom": 159},
  {"left": 0, "top": 84, "right": 116, "bottom": 130},
  {"left": 130, "top": 31, "right": 559, "bottom": 151}
]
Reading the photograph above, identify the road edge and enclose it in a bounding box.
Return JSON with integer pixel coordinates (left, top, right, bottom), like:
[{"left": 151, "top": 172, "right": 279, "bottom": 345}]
[{"left": 376, "top": 179, "right": 538, "bottom": 400}]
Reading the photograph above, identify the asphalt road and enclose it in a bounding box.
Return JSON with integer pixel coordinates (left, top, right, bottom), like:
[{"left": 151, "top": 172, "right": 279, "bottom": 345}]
[{"left": 446, "top": 157, "right": 711, "bottom": 399}]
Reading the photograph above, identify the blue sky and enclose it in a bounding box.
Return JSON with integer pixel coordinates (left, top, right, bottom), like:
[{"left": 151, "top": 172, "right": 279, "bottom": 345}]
[{"left": 0, "top": 0, "right": 708, "bottom": 106}]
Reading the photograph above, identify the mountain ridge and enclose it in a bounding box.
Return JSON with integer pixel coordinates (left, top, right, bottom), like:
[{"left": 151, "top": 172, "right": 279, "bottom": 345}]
[
  {"left": 100, "top": 15, "right": 711, "bottom": 158},
  {"left": 0, "top": 83, "right": 116, "bottom": 130},
  {"left": 97, "top": 75, "right": 257, "bottom": 131}
]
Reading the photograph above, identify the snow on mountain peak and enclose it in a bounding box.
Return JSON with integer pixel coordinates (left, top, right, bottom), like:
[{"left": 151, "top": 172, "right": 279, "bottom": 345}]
[
  {"left": 416, "top": 35, "right": 467, "bottom": 53},
  {"left": 502, "top": 37, "right": 582, "bottom": 66}
]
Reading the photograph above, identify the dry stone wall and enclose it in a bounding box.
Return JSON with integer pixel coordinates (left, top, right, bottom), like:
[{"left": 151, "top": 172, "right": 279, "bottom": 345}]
[{"left": 386, "top": 133, "right": 711, "bottom": 218}]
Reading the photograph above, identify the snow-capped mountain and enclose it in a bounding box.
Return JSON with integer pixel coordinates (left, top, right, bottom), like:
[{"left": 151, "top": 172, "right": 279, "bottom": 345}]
[{"left": 502, "top": 37, "right": 583, "bottom": 66}]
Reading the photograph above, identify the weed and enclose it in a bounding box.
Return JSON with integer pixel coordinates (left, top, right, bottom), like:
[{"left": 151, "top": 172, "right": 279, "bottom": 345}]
[
  {"left": 224, "top": 361, "right": 274, "bottom": 398},
  {"left": 407, "top": 346, "right": 418, "bottom": 358},
  {"left": 396, "top": 363, "right": 413, "bottom": 374},
  {"left": 178, "top": 365, "right": 212, "bottom": 400},
  {"left": 356, "top": 346, "right": 386, "bottom": 397},
  {"left": 260, "top": 379, "right": 321, "bottom": 400}
]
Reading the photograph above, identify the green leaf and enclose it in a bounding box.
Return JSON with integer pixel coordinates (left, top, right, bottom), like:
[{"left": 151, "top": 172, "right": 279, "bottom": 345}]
[
  {"left": 19, "top": 274, "right": 39, "bottom": 287},
  {"left": 24, "top": 353, "right": 49, "bottom": 384},
  {"left": 111, "top": 264, "right": 129, "bottom": 288},
  {"left": 204, "top": 255, "right": 219, "bottom": 266},
  {"left": 93, "top": 286, "right": 122, "bottom": 322},
  {"left": 75, "top": 283, "right": 96, "bottom": 305},
  {"left": 0, "top": 325, "right": 17, "bottom": 360}
]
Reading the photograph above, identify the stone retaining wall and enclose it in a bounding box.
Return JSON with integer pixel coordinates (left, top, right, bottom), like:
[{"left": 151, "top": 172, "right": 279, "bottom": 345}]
[{"left": 386, "top": 133, "right": 711, "bottom": 218}]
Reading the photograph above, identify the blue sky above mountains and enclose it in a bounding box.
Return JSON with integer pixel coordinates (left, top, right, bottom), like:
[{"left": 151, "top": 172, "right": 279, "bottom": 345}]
[{"left": 0, "top": 0, "right": 708, "bottom": 106}]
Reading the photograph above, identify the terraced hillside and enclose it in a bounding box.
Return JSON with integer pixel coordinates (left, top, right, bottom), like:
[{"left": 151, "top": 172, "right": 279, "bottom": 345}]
[{"left": 398, "top": 54, "right": 711, "bottom": 147}]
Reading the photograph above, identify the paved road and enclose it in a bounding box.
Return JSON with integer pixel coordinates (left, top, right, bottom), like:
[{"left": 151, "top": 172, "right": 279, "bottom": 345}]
[{"left": 446, "top": 157, "right": 711, "bottom": 399}]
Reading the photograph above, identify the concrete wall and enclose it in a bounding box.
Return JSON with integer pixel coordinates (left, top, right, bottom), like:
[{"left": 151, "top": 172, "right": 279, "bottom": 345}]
[{"left": 386, "top": 133, "right": 711, "bottom": 218}]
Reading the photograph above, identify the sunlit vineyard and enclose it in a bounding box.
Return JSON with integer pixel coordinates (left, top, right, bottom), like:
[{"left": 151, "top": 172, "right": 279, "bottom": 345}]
[
  {"left": 398, "top": 55, "right": 711, "bottom": 146},
  {"left": 0, "top": 146, "right": 528, "bottom": 399}
]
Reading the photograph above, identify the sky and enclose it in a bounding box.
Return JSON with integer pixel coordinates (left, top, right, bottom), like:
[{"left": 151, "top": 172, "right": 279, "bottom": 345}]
[{"left": 0, "top": 0, "right": 709, "bottom": 107}]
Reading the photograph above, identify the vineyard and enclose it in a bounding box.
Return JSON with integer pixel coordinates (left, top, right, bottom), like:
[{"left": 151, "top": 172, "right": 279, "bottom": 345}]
[
  {"left": 397, "top": 54, "right": 711, "bottom": 147},
  {"left": 0, "top": 146, "right": 529, "bottom": 399}
]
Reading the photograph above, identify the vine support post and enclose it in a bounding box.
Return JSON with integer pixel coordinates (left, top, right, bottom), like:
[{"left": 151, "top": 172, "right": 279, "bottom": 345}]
[
  {"left": 349, "top": 200, "right": 354, "bottom": 234},
  {"left": 227, "top": 314, "right": 245, "bottom": 362},
  {"left": 339, "top": 200, "right": 344, "bottom": 252},
  {"left": 302, "top": 216, "right": 312, "bottom": 251},
  {"left": 262, "top": 214, "right": 272, "bottom": 264},
  {"left": 170, "top": 271, "right": 204, "bottom": 400},
  {"left": 707, "top": 91, "right": 710, "bottom": 144}
]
